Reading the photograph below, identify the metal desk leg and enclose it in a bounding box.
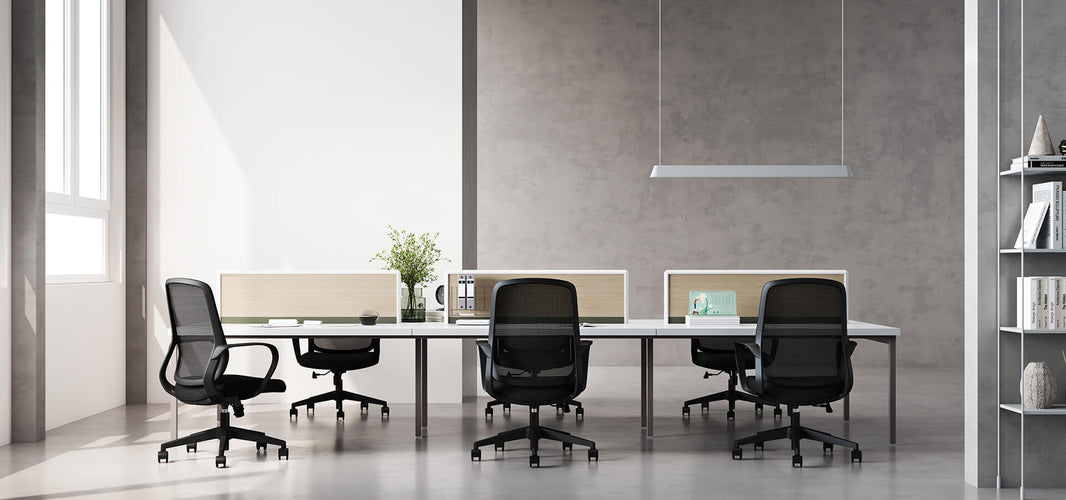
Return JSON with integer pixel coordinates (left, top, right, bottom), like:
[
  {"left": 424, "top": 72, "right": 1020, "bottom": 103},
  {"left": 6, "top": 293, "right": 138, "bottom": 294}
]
[
  {"left": 170, "top": 398, "right": 178, "bottom": 440},
  {"left": 420, "top": 338, "right": 428, "bottom": 436},
  {"left": 414, "top": 338, "right": 424, "bottom": 438},
  {"left": 889, "top": 337, "right": 896, "bottom": 445},
  {"left": 641, "top": 338, "right": 648, "bottom": 428},
  {"left": 645, "top": 338, "right": 654, "bottom": 437}
]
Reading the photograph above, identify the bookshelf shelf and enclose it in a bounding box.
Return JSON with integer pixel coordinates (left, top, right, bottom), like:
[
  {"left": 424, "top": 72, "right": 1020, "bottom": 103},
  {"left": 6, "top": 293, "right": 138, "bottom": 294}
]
[
  {"left": 999, "top": 248, "right": 1066, "bottom": 254},
  {"left": 1001, "top": 167, "right": 1066, "bottom": 177},
  {"left": 1000, "top": 326, "right": 1066, "bottom": 334},
  {"left": 1000, "top": 403, "right": 1066, "bottom": 416}
]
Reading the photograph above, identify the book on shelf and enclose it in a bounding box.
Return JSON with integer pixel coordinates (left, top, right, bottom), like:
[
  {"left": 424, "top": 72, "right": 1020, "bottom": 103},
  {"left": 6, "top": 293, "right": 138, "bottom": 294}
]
[
  {"left": 1055, "top": 277, "right": 1066, "bottom": 329},
  {"left": 1015, "top": 201, "right": 1050, "bottom": 249},
  {"left": 1018, "top": 277, "right": 1048, "bottom": 329},
  {"left": 686, "top": 315, "right": 741, "bottom": 326},
  {"left": 1033, "top": 182, "right": 1063, "bottom": 249},
  {"left": 1011, "top": 155, "right": 1066, "bottom": 169}
]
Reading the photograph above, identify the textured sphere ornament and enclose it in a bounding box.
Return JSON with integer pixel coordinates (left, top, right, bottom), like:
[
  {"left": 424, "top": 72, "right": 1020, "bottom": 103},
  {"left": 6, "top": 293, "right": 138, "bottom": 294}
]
[{"left": 1021, "top": 361, "right": 1057, "bottom": 409}]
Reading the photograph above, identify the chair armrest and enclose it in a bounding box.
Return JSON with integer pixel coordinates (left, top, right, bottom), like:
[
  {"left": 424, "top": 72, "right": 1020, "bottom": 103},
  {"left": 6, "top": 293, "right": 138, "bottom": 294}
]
[
  {"left": 157, "top": 342, "right": 178, "bottom": 396},
  {"left": 573, "top": 340, "right": 593, "bottom": 397},
  {"left": 476, "top": 340, "right": 493, "bottom": 394},
  {"left": 203, "top": 342, "right": 281, "bottom": 401},
  {"left": 734, "top": 342, "right": 763, "bottom": 395},
  {"left": 291, "top": 338, "right": 304, "bottom": 359}
]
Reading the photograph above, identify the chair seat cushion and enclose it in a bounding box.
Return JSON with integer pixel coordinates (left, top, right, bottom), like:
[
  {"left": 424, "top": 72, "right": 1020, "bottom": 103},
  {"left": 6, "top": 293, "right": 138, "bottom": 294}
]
[
  {"left": 747, "top": 376, "right": 844, "bottom": 406},
  {"left": 174, "top": 375, "right": 286, "bottom": 405},
  {"left": 693, "top": 349, "right": 755, "bottom": 371},
  {"left": 296, "top": 351, "right": 379, "bottom": 371},
  {"left": 488, "top": 379, "right": 574, "bottom": 406}
]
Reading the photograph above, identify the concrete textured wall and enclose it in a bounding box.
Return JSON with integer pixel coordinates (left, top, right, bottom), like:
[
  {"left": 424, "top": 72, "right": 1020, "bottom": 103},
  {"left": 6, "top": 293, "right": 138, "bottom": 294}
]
[{"left": 477, "top": 0, "right": 964, "bottom": 368}]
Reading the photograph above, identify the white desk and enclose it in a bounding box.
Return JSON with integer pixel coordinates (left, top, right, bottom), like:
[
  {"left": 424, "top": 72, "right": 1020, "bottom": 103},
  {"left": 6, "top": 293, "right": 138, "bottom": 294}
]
[{"left": 209, "top": 319, "right": 899, "bottom": 443}]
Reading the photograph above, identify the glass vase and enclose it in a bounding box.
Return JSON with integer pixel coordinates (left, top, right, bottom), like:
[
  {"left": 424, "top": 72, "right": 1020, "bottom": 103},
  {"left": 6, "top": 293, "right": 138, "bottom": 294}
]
[{"left": 401, "top": 286, "right": 426, "bottom": 323}]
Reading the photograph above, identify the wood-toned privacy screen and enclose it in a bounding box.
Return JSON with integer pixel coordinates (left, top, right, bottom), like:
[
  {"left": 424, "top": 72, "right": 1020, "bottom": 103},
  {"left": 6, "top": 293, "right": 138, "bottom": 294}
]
[
  {"left": 219, "top": 273, "right": 399, "bottom": 323},
  {"left": 666, "top": 271, "right": 847, "bottom": 323},
  {"left": 447, "top": 271, "right": 627, "bottom": 323}
]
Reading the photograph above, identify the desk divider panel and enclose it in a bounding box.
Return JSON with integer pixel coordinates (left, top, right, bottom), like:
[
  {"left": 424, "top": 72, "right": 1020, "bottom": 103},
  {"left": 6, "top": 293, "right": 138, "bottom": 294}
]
[
  {"left": 446, "top": 271, "right": 628, "bottom": 323},
  {"left": 219, "top": 272, "right": 401, "bottom": 324},
  {"left": 665, "top": 270, "right": 847, "bottom": 324}
]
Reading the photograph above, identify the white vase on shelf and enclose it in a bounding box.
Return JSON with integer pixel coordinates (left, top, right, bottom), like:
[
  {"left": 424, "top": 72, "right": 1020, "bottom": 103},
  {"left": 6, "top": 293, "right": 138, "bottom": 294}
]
[{"left": 1020, "top": 361, "right": 1057, "bottom": 409}]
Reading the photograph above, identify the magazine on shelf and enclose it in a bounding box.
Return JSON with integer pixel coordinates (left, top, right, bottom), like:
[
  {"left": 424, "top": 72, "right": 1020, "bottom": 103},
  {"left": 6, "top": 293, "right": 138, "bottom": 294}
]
[
  {"left": 1033, "top": 182, "right": 1063, "bottom": 249},
  {"left": 1015, "top": 201, "right": 1050, "bottom": 249}
]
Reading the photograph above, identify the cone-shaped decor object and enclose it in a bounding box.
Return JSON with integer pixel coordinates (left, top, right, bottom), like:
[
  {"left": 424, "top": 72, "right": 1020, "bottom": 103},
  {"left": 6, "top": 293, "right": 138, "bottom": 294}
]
[{"left": 1029, "top": 115, "right": 1054, "bottom": 156}]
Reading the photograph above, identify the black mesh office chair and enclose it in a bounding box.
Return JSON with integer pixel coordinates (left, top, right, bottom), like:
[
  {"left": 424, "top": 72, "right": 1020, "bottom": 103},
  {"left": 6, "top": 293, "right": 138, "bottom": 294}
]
[
  {"left": 731, "top": 278, "right": 861, "bottom": 467},
  {"left": 470, "top": 278, "right": 598, "bottom": 467},
  {"left": 289, "top": 337, "right": 389, "bottom": 420},
  {"left": 682, "top": 338, "right": 780, "bottom": 420},
  {"left": 157, "top": 278, "right": 288, "bottom": 468}
]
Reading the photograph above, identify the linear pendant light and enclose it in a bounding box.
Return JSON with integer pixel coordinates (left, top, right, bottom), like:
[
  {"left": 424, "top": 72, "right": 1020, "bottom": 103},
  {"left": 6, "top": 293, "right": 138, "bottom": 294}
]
[{"left": 650, "top": 0, "right": 851, "bottom": 179}]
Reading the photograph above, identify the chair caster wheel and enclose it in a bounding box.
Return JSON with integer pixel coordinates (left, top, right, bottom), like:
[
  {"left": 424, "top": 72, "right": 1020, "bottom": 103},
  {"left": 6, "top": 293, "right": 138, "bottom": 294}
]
[
  {"left": 726, "top": 410, "right": 735, "bottom": 421},
  {"left": 503, "top": 403, "right": 511, "bottom": 413},
  {"left": 792, "top": 455, "right": 803, "bottom": 468},
  {"left": 575, "top": 407, "right": 584, "bottom": 417},
  {"left": 755, "top": 403, "right": 763, "bottom": 414},
  {"left": 471, "top": 449, "right": 482, "bottom": 461},
  {"left": 361, "top": 402, "right": 369, "bottom": 413},
  {"left": 682, "top": 406, "right": 690, "bottom": 417},
  {"left": 556, "top": 405, "right": 563, "bottom": 415},
  {"left": 588, "top": 448, "right": 598, "bottom": 461},
  {"left": 732, "top": 447, "right": 743, "bottom": 460},
  {"left": 563, "top": 442, "right": 573, "bottom": 453},
  {"left": 485, "top": 407, "right": 493, "bottom": 418},
  {"left": 823, "top": 443, "right": 833, "bottom": 454},
  {"left": 337, "top": 410, "right": 345, "bottom": 420},
  {"left": 157, "top": 450, "right": 169, "bottom": 463},
  {"left": 307, "top": 405, "right": 314, "bottom": 415},
  {"left": 851, "top": 450, "right": 862, "bottom": 463},
  {"left": 773, "top": 408, "right": 782, "bottom": 419},
  {"left": 256, "top": 442, "right": 267, "bottom": 453},
  {"left": 186, "top": 443, "right": 196, "bottom": 453},
  {"left": 701, "top": 402, "right": 709, "bottom": 413},
  {"left": 215, "top": 456, "right": 227, "bottom": 468},
  {"left": 279, "top": 447, "right": 289, "bottom": 460},
  {"left": 529, "top": 455, "right": 540, "bottom": 468},
  {"left": 381, "top": 406, "right": 390, "bottom": 418},
  {"left": 754, "top": 441, "right": 764, "bottom": 451},
  {"left": 289, "top": 408, "right": 298, "bottom": 420},
  {"left": 495, "top": 442, "right": 504, "bottom": 451}
]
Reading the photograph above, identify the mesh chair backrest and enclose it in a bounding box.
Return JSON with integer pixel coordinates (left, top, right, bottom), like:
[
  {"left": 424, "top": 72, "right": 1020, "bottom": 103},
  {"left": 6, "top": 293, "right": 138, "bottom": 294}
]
[
  {"left": 310, "top": 338, "right": 375, "bottom": 352},
  {"left": 165, "top": 279, "right": 227, "bottom": 387},
  {"left": 757, "top": 279, "right": 848, "bottom": 381},
  {"left": 489, "top": 279, "right": 580, "bottom": 384}
]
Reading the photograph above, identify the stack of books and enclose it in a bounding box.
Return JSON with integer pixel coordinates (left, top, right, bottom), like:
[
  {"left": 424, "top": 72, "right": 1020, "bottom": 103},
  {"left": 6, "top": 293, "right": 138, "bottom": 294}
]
[
  {"left": 1018, "top": 276, "right": 1066, "bottom": 329},
  {"left": 1009, "top": 155, "right": 1066, "bottom": 170},
  {"left": 685, "top": 315, "right": 740, "bottom": 326}
]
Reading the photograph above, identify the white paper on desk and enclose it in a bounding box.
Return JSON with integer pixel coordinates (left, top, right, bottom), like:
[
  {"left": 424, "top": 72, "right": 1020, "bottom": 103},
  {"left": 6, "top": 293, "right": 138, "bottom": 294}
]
[
  {"left": 455, "top": 319, "right": 489, "bottom": 326},
  {"left": 257, "top": 323, "right": 302, "bottom": 328}
]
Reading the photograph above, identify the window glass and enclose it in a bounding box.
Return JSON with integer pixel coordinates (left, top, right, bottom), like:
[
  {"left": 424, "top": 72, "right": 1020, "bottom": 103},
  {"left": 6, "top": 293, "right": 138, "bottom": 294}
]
[
  {"left": 77, "top": 0, "right": 104, "bottom": 200},
  {"left": 46, "top": 213, "right": 106, "bottom": 277}
]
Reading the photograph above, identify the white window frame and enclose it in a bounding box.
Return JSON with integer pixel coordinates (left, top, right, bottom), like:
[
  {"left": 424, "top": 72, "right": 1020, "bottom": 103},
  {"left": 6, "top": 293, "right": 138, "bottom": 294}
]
[{"left": 46, "top": 0, "right": 111, "bottom": 284}]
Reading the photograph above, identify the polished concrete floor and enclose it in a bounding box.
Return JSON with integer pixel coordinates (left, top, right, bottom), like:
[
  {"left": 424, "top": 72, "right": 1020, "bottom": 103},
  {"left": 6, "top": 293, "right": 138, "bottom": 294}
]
[{"left": 0, "top": 366, "right": 1051, "bottom": 499}]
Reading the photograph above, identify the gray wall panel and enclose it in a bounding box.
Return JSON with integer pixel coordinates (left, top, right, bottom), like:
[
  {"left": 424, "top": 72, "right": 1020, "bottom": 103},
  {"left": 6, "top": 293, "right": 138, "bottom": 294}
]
[{"left": 477, "top": 0, "right": 964, "bottom": 368}]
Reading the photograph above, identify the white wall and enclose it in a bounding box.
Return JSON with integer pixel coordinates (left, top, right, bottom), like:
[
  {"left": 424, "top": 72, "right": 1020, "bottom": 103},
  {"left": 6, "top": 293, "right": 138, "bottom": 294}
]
[
  {"left": 146, "top": 1, "right": 463, "bottom": 404},
  {"left": 44, "top": 0, "right": 127, "bottom": 431},
  {"left": 0, "top": 0, "right": 12, "bottom": 446},
  {"left": 45, "top": 285, "right": 125, "bottom": 430}
]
